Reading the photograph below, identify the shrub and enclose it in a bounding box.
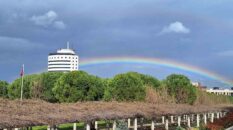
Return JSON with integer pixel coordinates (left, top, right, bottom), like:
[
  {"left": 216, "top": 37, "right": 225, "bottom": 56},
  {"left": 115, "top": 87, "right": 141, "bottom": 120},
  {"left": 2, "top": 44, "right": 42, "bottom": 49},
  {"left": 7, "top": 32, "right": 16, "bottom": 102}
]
[
  {"left": 0, "top": 80, "right": 8, "bottom": 98},
  {"left": 53, "top": 71, "right": 105, "bottom": 102},
  {"left": 145, "top": 86, "right": 175, "bottom": 104},
  {"left": 105, "top": 72, "right": 146, "bottom": 101},
  {"left": 164, "top": 74, "right": 197, "bottom": 104},
  {"left": 8, "top": 74, "right": 40, "bottom": 99}
]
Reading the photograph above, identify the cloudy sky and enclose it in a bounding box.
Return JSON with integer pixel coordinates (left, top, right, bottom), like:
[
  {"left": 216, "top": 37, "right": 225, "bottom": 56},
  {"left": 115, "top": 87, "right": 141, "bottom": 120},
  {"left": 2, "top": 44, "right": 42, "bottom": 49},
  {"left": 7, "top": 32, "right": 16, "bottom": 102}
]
[{"left": 1, "top": 0, "right": 233, "bottom": 87}]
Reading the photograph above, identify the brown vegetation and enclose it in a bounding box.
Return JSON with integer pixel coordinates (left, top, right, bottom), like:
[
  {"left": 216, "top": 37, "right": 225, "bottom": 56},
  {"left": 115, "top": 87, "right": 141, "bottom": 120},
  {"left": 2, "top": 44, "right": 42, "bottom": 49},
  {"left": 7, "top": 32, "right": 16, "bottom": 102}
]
[
  {"left": 194, "top": 89, "right": 233, "bottom": 105},
  {"left": 145, "top": 86, "right": 175, "bottom": 104},
  {"left": 0, "top": 98, "right": 231, "bottom": 129}
]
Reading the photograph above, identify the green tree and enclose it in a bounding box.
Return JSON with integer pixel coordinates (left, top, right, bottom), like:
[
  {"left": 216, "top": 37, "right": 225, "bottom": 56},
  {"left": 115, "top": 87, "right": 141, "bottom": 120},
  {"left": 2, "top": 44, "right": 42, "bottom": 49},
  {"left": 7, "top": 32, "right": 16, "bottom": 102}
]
[
  {"left": 53, "top": 71, "right": 105, "bottom": 102},
  {"left": 86, "top": 76, "right": 105, "bottom": 101},
  {"left": 8, "top": 74, "right": 40, "bottom": 99},
  {"left": 138, "top": 73, "right": 160, "bottom": 88},
  {"left": 124, "top": 72, "right": 160, "bottom": 88},
  {"left": 164, "top": 74, "right": 197, "bottom": 104},
  {"left": 0, "top": 80, "right": 8, "bottom": 98},
  {"left": 103, "top": 79, "right": 112, "bottom": 101},
  {"left": 39, "top": 72, "right": 63, "bottom": 102},
  {"left": 106, "top": 72, "right": 146, "bottom": 101}
]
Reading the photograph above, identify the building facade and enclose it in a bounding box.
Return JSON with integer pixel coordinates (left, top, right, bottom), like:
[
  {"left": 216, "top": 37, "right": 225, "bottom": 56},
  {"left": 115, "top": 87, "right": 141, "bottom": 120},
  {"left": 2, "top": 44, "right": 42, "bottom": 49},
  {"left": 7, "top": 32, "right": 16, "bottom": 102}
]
[
  {"left": 206, "top": 88, "right": 233, "bottom": 96},
  {"left": 48, "top": 44, "right": 79, "bottom": 72}
]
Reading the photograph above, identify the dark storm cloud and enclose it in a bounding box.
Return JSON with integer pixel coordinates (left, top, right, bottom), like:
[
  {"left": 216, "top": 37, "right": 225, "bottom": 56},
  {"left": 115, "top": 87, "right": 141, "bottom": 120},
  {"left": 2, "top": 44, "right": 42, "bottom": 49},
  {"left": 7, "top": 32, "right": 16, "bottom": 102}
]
[{"left": 0, "top": 0, "right": 233, "bottom": 87}]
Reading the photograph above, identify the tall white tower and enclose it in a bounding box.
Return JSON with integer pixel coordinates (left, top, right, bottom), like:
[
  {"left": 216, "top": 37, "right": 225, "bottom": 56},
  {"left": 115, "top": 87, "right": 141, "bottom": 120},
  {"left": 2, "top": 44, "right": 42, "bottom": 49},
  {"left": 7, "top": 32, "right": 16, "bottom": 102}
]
[{"left": 48, "top": 43, "right": 79, "bottom": 72}]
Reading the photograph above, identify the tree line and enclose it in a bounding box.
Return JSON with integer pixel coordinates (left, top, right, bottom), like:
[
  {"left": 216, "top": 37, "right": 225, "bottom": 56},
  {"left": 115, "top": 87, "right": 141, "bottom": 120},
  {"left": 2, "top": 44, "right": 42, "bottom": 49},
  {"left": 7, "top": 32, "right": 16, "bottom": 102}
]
[{"left": 0, "top": 71, "right": 198, "bottom": 104}]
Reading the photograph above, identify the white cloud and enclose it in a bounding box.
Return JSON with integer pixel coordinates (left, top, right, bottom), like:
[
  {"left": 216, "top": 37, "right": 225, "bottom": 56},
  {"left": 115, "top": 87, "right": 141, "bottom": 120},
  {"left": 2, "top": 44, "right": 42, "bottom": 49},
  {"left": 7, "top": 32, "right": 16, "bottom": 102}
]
[
  {"left": 54, "top": 21, "right": 66, "bottom": 29},
  {"left": 31, "top": 10, "right": 57, "bottom": 26},
  {"left": 217, "top": 50, "right": 233, "bottom": 56},
  {"left": 30, "top": 10, "right": 66, "bottom": 29},
  {"left": 160, "top": 21, "right": 190, "bottom": 34}
]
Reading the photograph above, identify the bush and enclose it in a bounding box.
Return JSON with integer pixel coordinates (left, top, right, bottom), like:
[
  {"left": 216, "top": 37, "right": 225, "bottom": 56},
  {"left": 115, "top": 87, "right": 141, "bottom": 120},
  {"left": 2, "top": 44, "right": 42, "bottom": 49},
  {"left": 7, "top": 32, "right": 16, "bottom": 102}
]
[
  {"left": 8, "top": 74, "right": 40, "bottom": 99},
  {"left": 126, "top": 72, "right": 160, "bottom": 88},
  {"left": 116, "top": 120, "right": 129, "bottom": 130},
  {"left": 0, "top": 80, "right": 8, "bottom": 98},
  {"left": 39, "top": 72, "right": 63, "bottom": 102},
  {"left": 145, "top": 86, "right": 175, "bottom": 104},
  {"left": 53, "top": 71, "right": 105, "bottom": 102},
  {"left": 104, "top": 72, "right": 146, "bottom": 101},
  {"left": 164, "top": 74, "right": 197, "bottom": 104}
]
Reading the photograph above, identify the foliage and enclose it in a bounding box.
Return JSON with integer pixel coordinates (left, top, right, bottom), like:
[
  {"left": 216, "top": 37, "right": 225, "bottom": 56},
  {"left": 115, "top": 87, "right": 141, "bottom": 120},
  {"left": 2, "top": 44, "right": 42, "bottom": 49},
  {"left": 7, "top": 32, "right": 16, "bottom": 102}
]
[
  {"left": 0, "top": 80, "right": 8, "bottom": 98},
  {"left": 53, "top": 71, "right": 105, "bottom": 102},
  {"left": 125, "top": 72, "right": 160, "bottom": 88},
  {"left": 8, "top": 74, "right": 40, "bottom": 99},
  {"left": 164, "top": 74, "right": 197, "bottom": 104},
  {"left": 105, "top": 72, "right": 146, "bottom": 101},
  {"left": 39, "top": 72, "right": 63, "bottom": 102},
  {"left": 116, "top": 120, "right": 129, "bottom": 130},
  {"left": 4, "top": 70, "right": 233, "bottom": 105}
]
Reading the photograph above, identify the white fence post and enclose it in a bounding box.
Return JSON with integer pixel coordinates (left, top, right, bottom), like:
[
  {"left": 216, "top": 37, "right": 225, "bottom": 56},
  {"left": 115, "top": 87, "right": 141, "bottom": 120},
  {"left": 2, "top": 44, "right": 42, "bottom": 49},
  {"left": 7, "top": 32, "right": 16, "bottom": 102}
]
[
  {"left": 162, "top": 116, "right": 165, "bottom": 124},
  {"left": 204, "top": 114, "right": 207, "bottom": 125},
  {"left": 128, "top": 118, "right": 131, "bottom": 128},
  {"left": 95, "top": 121, "right": 98, "bottom": 130},
  {"left": 187, "top": 116, "right": 191, "bottom": 128},
  {"left": 151, "top": 120, "right": 155, "bottom": 130},
  {"left": 113, "top": 120, "right": 117, "bottom": 130},
  {"left": 196, "top": 114, "right": 200, "bottom": 127},
  {"left": 86, "top": 123, "right": 90, "bottom": 130},
  {"left": 217, "top": 112, "right": 220, "bottom": 119},
  {"left": 134, "top": 118, "right": 137, "bottom": 130},
  {"left": 211, "top": 113, "right": 214, "bottom": 123},
  {"left": 178, "top": 116, "right": 181, "bottom": 127},
  {"left": 171, "top": 116, "right": 174, "bottom": 123},
  {"left": 73, "top": 123, "right": 77, "bottom": 130},
  {"left": 165, "top": 119, "right": 169, "bottom": 130}
]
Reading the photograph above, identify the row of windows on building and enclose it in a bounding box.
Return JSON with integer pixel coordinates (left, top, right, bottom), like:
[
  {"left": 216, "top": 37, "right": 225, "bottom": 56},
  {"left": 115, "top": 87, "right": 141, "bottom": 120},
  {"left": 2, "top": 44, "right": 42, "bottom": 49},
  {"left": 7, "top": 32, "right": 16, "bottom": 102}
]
[
  {"left": 49, "top": 64, "right": 78, "bottom": 66},
  {"left": 49, "top": 56, "right": 78, "bottom": 60},
  {"left": 48, "top": 67, "right": 78, "bottom": 69},
  {"left": 48, "top": 60, "right": 78, "bottom": 63},
  {"left": 48, "top": 64, "right": 78, "bottom": 66}
]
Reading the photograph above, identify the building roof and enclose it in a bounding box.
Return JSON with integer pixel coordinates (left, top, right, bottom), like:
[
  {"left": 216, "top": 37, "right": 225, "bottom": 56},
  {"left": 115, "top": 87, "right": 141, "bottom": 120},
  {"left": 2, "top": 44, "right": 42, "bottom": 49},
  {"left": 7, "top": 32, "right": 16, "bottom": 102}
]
[{"left": 49, "top": 48, "right": 77, "bottom": 56}]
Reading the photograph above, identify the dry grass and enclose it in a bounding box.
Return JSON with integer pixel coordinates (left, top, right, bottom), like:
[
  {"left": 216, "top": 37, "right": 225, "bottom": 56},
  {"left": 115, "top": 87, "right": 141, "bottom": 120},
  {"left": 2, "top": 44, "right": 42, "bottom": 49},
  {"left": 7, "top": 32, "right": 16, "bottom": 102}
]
[
  {"left": 0, "top": 98, "right": 232, "bottom": 129},
  {"left": 145, "top": 86, "right": 175, "bottom": 104},
  {"left": 194, "top": 89, "right": 233, "bottom": 105}
]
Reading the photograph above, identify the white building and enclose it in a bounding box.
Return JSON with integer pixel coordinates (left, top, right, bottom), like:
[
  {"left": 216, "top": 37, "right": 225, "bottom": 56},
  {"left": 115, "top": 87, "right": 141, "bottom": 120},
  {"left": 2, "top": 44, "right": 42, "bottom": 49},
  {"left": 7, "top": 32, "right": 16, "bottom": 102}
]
[
  {"left": 206, "top": 88, "right": 233, "bottom": 96},
  {"left": 191, "top": 82, "right": 201, "bottom": 87},
  {"left": 48, "top": 43, "right": 79, "bottom": 72}
]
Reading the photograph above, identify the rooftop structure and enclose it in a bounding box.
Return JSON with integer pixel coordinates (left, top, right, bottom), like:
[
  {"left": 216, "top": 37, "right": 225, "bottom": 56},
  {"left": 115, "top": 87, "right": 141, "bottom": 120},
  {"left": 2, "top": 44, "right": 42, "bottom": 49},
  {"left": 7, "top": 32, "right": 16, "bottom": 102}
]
[{"left": 48, "top": 42, "right": 79, "bottom": 72}]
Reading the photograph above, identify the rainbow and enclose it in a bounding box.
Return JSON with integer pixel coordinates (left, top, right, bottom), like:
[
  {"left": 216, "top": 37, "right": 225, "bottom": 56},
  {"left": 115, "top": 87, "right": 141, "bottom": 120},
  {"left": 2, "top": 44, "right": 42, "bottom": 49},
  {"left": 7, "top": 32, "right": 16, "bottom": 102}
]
[{"left": 79, "top": 56, "right": 233, "bottom": 85}]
